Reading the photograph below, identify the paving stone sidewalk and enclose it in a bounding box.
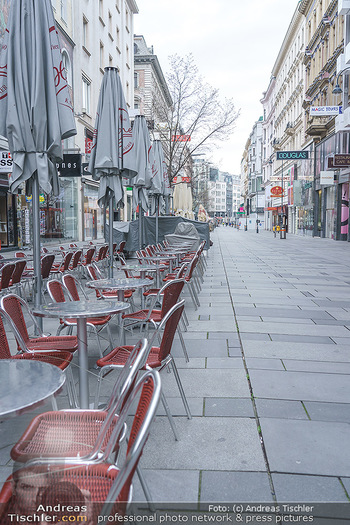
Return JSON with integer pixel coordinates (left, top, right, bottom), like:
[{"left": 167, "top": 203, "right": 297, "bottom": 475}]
[{"left": 0, "top": 227, "right": 350, "bottom": 523}]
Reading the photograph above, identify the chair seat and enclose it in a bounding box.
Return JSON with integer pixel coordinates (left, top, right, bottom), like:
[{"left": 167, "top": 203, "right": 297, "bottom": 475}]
[
  {"left": 61, "top": 315, "right": 111, "bottom": 326},
  {"left": 102, "top": 290, "right": 134, "bottom": 299},
  {"left": 11, "top": 350, "right": 73, "bottom": 370},
  {"left": 122, "top": 309, "right": 161, "bottom": 323},
  {"left": 26, "top": 335, "right": 78, "bottom": 352},
  {"left": 96, "top": 345, "right": 162, "bottom": 369},
  {"left": 0, "top": 464, "right": 123, "bottom": 522},
  {"left": 11, "top": 410, "right": 118, "bottom": 462}
]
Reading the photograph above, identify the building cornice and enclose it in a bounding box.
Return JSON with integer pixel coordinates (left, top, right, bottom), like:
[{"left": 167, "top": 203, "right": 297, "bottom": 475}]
[
  {"left": 272, "top": 8, "right": 304, "bottom": 76},
  {"left": 55, "top": 20, "right": 75, "bottom": 47},
  {"left": 135, "top": 54, "right": 173, "bottom": 107},
  {"left": 126, "top": 0, "right": 139, "bottom": 14}
]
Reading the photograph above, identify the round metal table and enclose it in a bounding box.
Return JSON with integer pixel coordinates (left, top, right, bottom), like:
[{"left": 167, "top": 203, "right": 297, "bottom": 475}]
[
  {"left": 86, "top": 277, "right": 151, "bottom": 301},
  {"left": 0, "top": 359, "right": 65, "bottom": 420},
  {"left": 33, "top": 299, "right": 130, "bottom": 409}
]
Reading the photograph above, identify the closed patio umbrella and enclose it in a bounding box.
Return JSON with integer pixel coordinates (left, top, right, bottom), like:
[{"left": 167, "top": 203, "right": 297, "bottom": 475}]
[
  {"left": 0, "top": 0, "right": 76, "bottom": 314},
  {"left": 152, "top": 140, "right": 168, "bottom": 242},
  {"left": 132, "top": 115, "right": 153, "bottom": 249},
  {"left": 88, "top": 67, "right": 137, "bottom": 276}
]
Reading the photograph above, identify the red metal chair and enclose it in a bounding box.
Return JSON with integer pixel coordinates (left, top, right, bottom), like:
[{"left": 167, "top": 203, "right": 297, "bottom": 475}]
[
  {"left": 0, "top": 369, "right": 161, "bottom": 521},
  {"left": 1, "top": 293, "right": 78, "bottom": 353},
  {"left": 50, "top": 251, "right": 73, "bottom": 277},
  {"left": 10, "top": 339, "right": 150, "bottom": 462},
  {"left": 48, "top": 277, "right": 111, "bottom": 357},
  {"left": 9, "top": 259, "right": 27, "bottom": 296},
  {"left": 0, "top": 263, "right": 15, "bottom": 296},
  {"left": 0, "top": 306, "right": 76, "bottom": 407},
  {"left": 69, "top": 249, "right": 82, "bottom": 274},
  {"left": 97, "top": 300, "right": 191, "bottom": 440},
  {"left": 86, "top": 263, "right": 135, "bottom": 304},
  {"left": 81, "top": 246, "right": 96, "bottom": 275},
  {"left": 121, "top": 279, "right": 188, "bottom": 362}
]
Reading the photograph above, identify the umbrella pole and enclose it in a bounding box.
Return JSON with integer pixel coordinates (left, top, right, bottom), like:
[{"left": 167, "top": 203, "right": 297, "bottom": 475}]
[
  {"left": 155, "top": 195, "right": 159, "bottom": 244},
  {"left": 109, "top": 196, "right": 114, "bottom": 278},
  {"left": 139, "top": 204, "right": 144, "bottom": 250},
  {"left": 32, "top": 173, "right": 42, "bottom": 330}
]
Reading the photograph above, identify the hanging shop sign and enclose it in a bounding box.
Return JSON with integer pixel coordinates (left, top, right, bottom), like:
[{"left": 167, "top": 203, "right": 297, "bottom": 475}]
[
  {"left": 310, "top": 106, "right": 342, "bottom": 116},
  {"left": 171, "top": 135, "right": 191, "bottom": 142},
  {"left": 333, "top": 154, "right": 350, "bottom": 167},
  {"left": 270, "top": 186, "right": 283, "bottom": 197},
  {"left": 0, "top": 151, "right": 13, "bottom": 173},
  {"left": 276, "top": 151, "right": 309, "bottom": 160},
  {"left": 320, "top": 171, "right": 335, "bottom": 185},
  {"left": 56, "top": 154, "right": 82, "bottom": 177}
]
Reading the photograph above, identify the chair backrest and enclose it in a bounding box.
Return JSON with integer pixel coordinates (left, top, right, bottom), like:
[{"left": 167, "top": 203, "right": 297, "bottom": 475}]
[
  {"left": 0, "top": 309, "right": 13, "bottom": 359},
  {"left": 84, "top": 247, "right": 95, "bottom": 266},
  {"left": 47, "top": 279, "right": 67, "bottom": 303},
  {"left": 185, "top": 254, "right": 199, "bottom": 280},
  {"left": 41, "top": 246, "right": 49, "bottom": 254},
  {"left": 86, "top": 264, "right": 103, "bottom": 298},
  {"left": 159, "top": 279, "right": 185, "bottom": 318},
  {"left": 0, "top": 263, "right": 15, "bottom": 291},
  {"left": 61, "top": 251, "right": 73, "bottom": 272},
  {"left": 1, "top": 293, "right": 42, "bottom": 348},
  {"left": 41, "top": 254, "right": 55, "bottom": 280},
  {"left": 99, "top": 369, "right": 161, "bottom": 516},
  {"left": 149, "top": 300, "right": 185, "bottom": 363},
  {"left": 62, "top": 274, "right": 87, "bottom": 301},
  {"left": 11, "top": 260, "right": 27, "bottom": 285},
  {"left": 89, "top": 339, "right": 151, "bottom": 463},
  {"left": 70, "top": 250, "right": 82, "bottom": 270},
  {"left": 102, "top": 245, "right": 109, "bottom": 259},
  {"left": 176, "top": 262, "right": 188, "bottom": 279},
  {"left": 96, "top": 245, "right": 105, "bottom": 261},
  {"left": 117, "top": 240, "right": 126, "bottom": 253},
  {"left": 15, "top": 252, "right": 26, "bottom": 258}
]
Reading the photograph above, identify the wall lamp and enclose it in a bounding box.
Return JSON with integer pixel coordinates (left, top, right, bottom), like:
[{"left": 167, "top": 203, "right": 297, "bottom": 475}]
[{"left": 332, "top": 67, "right": 350, "bottom": 94}]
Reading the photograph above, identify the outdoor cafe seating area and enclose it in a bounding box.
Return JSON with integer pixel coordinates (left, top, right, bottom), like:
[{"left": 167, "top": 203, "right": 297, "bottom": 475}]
[{"left": 0, "top": 237, "right": 207, "bottom": 520}]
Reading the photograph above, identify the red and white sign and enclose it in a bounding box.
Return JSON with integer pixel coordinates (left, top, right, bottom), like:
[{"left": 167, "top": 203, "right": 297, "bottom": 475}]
[
  {"left": 171, "top": 135, "right": 191, "bottom": 142},
  {"left": 270, "top": 186, "right": 283, "bottom": 197},
  {"left": 173, "top": 176, "right": 191, "bottom": 183}
]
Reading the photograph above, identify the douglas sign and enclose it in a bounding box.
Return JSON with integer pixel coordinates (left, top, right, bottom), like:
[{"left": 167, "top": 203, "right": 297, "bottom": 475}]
[{"left": 276, "top": 151, "right": 309, "bottom": 160}]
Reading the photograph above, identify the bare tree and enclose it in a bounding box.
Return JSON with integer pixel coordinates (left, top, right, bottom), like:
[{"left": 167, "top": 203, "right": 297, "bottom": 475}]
[{"left": 153, "top": 54, "right": 240, "bottom": 183}]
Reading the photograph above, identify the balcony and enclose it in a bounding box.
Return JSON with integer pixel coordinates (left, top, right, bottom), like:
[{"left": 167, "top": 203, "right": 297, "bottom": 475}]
[
  {"left": 285, "top": 122, "right": 294, "bottom": 136},
  {"left": 305, "top": 117, "right": 328, "bottom": 138}
]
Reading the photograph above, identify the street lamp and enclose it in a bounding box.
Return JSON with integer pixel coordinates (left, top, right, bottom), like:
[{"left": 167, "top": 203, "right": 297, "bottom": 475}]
[{"left": 332, "top": 66, "right": 350, "bottom": 95}]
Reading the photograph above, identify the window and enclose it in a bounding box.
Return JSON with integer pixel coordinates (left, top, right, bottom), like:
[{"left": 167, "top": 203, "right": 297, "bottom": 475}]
[
  {"left": 60, "top": 0, "right": 67, "bottom": 22},
  {"left": 83, "top": 16, "right": 88, "bottom": 49},
  {"left": 116, "top": 25, "right": 120, "bottom": 50},
  {"left": 82, "top": 75, "right": 91, "bottom": 114},
  {"left": 100, "top": 41, "right": 104, "bottom": 70},
  {"left": 108, "top": 11, "right": 113, "bottom": 38},
  {"left": 61, "top": 50, "right": 72, "bottom": 87},
  {"left": 125, "top": 8, "right": 129, "bottom": 31},
  {"left": 134, "top": 72, "right": 138, "bottom": 89},
  {"left": 99, "top": 0, "right": 103, "bottom": 20}
]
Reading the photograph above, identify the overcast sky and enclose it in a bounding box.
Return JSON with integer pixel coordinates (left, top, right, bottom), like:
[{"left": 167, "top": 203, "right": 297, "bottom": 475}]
[{"left": 134, "top": 0, "right": 299, "bottom": 175}]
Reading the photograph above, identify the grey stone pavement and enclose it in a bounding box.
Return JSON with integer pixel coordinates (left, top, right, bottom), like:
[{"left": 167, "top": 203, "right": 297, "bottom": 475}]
[{"left": 1, "top": 227, "right": 350, "bottom": 522}]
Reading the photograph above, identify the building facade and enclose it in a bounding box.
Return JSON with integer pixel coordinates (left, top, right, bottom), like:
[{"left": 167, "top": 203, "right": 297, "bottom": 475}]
[{"left": 0, "top": 0, "right": 139, "bottom": 248}]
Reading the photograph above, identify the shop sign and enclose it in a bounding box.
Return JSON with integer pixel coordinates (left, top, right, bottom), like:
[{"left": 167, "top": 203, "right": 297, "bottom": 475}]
[
  {"left": 0, "top": 151, "right": 13, "bottom": 173},
  {"left": 320, "top": 171, "right": 335, "bottom": 185},
  {"left": 25, "top": 195, "right": 32, "bottom": 202},
  {"left": 327, "top": 156, "right": 335, "bottom": 170},
  {"left": 276, "top": 151, "right": 309, "bottom": 160},
  {"left": 270, "top": 186, "right": 283, "bottom": 197},
  {"left": 171, "top": 135, "right": 191, "bottom": 142},
  {"left": 310, "top": 106, "right": 342, "bottom": 116},
  {"left": 333, "top": 154, "right": 350, "bottom": 167},
  {"left": 56, "top": 154, "right": 82, "bottom": 177}
]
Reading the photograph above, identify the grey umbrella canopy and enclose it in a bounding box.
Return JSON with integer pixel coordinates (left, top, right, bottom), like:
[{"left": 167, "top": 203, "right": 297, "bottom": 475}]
[
  {"left": 88, "top": 67, "right": 137, "bottom": 276},
  {"left": 132, "top": 115, "right": 153, "bottom": 248},
  {"left": 0, "top": 0, "right": 76, "bottom": 313}
]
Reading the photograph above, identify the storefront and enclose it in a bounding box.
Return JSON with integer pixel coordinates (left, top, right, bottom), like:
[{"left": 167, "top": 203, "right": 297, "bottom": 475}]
[{"left": 83, "top": 179, "right": 104, "bottom": 241}]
